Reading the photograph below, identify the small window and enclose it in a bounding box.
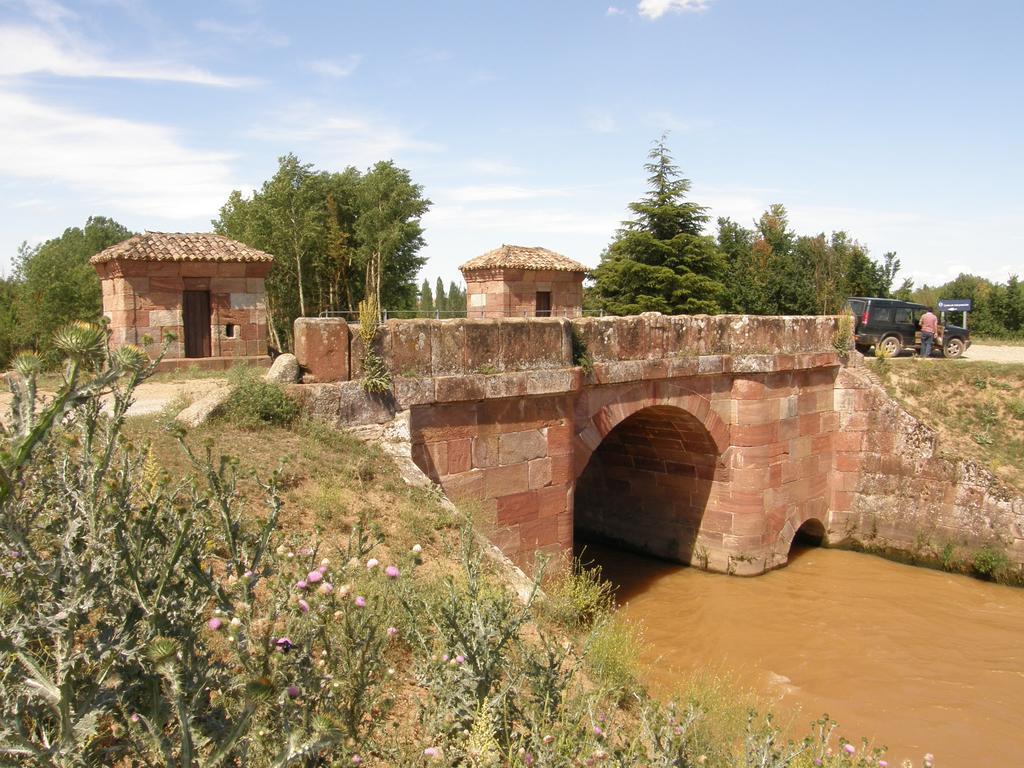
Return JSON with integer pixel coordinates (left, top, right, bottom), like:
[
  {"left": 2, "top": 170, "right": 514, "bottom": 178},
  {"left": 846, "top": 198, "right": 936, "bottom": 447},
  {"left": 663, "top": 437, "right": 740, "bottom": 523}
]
[
  {"left": 225, "top": 323, "right": 236, "bottom": 338},
  {"left": 894, "top": 308, "right": 912, "bottom": 324},
  {"left": 869, "top": 307, "right": 893, "bottom": 323}
]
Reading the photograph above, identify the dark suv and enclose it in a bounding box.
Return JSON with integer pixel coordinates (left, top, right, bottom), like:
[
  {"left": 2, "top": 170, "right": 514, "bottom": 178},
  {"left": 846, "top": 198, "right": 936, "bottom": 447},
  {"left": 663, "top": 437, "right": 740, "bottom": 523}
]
[{"left": 842, "top": 297, "right": 970, "bottom": 358}]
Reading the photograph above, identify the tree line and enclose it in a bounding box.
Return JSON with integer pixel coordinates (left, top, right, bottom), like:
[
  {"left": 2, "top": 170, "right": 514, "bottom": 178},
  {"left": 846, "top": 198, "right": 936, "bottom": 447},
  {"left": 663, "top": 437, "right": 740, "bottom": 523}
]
[
  {"left": 416, "top": 278, "right": 468, "bottom": 317},
  {"left": 214, "top": 154, "right": 431, "bottom": 349},
  {"left": 4, "top": 142, "right": 1021, "bottom": 370},
  {"left": 587, "top": 136, "right": 911, "bottom": 317}
]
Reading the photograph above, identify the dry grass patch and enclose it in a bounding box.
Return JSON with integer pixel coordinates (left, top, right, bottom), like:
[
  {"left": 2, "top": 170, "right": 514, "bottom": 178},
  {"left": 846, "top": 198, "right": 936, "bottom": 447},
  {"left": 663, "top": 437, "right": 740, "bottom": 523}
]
[{"left": 872, "top": 358, "right": 1024, "bottom": 491}]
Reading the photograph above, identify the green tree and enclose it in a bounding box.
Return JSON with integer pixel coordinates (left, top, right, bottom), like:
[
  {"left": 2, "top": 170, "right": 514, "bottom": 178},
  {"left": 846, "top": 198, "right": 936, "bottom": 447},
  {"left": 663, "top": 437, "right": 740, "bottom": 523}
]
[
  {"left": 354, "top": 161, "right": 431, "bottom": 315},
  {"left": 435, "top": 277, "right": 447, "bottom": 314},
  {"left": 447, "top": 280, "right": 466, "bottom": 315},
  {"left": 590, "top": 137, "right": 726, "bottom": 315},
  {"left": 0, "top": 276, "right": 18, "bottom": 368},
  {"left": 13, "top": 216, "right": 132, "bottom": 356},
  {"left": 215, "top": 154, "right": 428, "bottom": 348},
  {"left": 418, "top": 278, "right": 434, "bottom": 317}
]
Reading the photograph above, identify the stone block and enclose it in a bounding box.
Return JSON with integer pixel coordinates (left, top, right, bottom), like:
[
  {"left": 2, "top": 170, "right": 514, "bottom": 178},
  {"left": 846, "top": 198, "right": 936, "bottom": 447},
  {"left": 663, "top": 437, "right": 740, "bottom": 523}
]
[
  {"left": 496, "top": 490, "right": 539, "bottom": 525},
  {"left": 484, "top": 463, "right": 530, "bottom": 498},
  {"left": 431, "top": 320, "right": 467, "bottom": 375},
  {"left": 464, "top": 320, "right": 502, "bottom": 372},
  {"left": 499, "top": 430, "right": 547, "bottom": 465},
  {"left": 435, "top": 374, "right": 487, "bottom": 403},
  {"left": 529, "top": 457, "right": 552, "bottom": 489},
  {"left": 294, "top": 318, "right": 350, "bottom": 383},
  {"left": 389, "top": 320, "right": 433, "bottom": 377}
]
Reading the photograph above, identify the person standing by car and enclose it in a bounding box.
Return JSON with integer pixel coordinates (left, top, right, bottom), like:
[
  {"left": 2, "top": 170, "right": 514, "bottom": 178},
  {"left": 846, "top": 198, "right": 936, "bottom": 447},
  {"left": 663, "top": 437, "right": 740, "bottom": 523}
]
[{"left": 919, "top": 307, "right": 938, "bottom": 357}]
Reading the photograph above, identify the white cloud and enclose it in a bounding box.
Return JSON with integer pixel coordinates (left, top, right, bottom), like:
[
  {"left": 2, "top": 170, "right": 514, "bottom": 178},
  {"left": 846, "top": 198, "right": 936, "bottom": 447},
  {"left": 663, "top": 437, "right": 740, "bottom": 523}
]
[
  {"left": 607, "top": 6, "right": 625, "bottom": 15},
  {"left": 0, "top": 25, "right": 254, "bottom": 86},
  {"left": 465, "top": 159, "right": 525, "bottom": 176},
  {"left": 309, "top": 55, "right": 363, "bottom": 78},
  {"left": 0, "top": 89, "right": 239, "bottom": 218},
  {"left": 195, "top": 18, "right": 290, "bottom": 48},
  {"left": 247, "top": 105, "right": 441, "bottom": 167},
  {"left": 425, "top": 204, "right": 617, "bottom": 240},
  {"left": 587, "top": 111, "right": 617, "bottom": 133},
  {"left": 443, "top": 185, "right": 571, "bottom": 203},
  {"left": 638, "top": 0, "right": 711, "bottom": 20}
]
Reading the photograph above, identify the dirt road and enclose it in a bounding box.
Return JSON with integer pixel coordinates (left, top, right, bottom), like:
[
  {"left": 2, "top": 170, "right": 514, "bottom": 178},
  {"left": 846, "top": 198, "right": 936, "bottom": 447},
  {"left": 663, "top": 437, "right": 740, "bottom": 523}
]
[
  {"left": 0, "top": 377, "right": 227, "bottom": 420},
  {"left": 958, "top": 343, "right": 1024, "bottom": 364}
]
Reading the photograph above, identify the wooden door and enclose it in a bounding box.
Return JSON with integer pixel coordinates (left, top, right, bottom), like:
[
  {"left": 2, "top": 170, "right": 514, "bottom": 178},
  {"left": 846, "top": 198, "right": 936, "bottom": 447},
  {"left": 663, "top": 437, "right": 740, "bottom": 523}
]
[
  {"left": 535, "top": 291, "right": 552, "bottom": 317},
  {"left": 183, "top": 290, "right": 211, "bottom": 358}
]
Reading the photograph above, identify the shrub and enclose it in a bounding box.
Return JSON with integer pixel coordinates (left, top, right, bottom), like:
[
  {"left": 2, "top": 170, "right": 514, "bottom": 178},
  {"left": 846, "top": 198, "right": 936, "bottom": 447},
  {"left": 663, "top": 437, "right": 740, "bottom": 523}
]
[
  {"left": 583, "top": 614, "right": 644, "bottom": 704},
  {"left": 221, "top": 367, "right": 298, "bottom": 428},
  {"left": 541, "top": 554, "right": 616, "bottom": 630},
  {"left": 972, "top": 543, "right": 1012, "bottom": 580}
]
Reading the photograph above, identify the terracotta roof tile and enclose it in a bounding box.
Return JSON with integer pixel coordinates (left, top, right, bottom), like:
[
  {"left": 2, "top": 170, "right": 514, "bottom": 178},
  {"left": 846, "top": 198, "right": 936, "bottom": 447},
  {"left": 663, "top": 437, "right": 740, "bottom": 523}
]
[
  {"left": 459, "top": 244, "right": 588, "bottom": 273},
  {"left": 90, "top": 232, "right": 275, "bottom": 264}
]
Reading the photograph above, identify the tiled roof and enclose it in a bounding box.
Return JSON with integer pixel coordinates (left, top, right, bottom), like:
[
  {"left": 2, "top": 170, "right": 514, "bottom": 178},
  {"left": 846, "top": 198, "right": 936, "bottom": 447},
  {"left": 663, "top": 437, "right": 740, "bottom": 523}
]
[
  {"left": 90, "top": 232, "right": 275, "bottom": 264},
  {"left": 459, "top": 244, "right": 588, "bottom": 273}
]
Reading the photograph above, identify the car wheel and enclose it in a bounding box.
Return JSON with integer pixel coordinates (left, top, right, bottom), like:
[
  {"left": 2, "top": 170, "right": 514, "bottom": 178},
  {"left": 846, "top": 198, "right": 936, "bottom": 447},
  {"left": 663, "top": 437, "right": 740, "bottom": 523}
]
[
  {"left": 878, "top": 335, "right": 902, "bottom": 357},
  {"left": 943, "top": 337, "right": 966, "bottom": 359}
]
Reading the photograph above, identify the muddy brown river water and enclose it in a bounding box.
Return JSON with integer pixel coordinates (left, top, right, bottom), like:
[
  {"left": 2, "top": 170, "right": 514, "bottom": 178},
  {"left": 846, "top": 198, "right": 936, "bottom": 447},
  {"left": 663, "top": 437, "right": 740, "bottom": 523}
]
[{"left": 581, "top": 542, "right": 1024, "bottom": 768}]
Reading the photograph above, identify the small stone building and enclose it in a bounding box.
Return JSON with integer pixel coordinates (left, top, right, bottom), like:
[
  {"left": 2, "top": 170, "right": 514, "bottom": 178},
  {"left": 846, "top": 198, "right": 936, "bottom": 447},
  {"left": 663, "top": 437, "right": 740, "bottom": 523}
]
[
  {"left": 460, "top": 245, "right": 587, "bottom": 318},
  {"left": 91, "top": 232, "right": 273, "bottom": 367}
]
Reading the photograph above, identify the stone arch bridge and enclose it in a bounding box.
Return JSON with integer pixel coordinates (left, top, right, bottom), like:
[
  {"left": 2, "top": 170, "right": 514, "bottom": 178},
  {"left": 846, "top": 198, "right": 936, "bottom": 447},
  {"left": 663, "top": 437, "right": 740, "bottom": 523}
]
[{"left": 293, "top": 314, "right": 1024, "bottom": 575}]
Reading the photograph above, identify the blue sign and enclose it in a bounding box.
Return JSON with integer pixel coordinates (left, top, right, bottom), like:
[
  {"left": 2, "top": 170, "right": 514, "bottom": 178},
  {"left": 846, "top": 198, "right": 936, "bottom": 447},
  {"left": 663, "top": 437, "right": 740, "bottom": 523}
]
[{"left": 938, "top": 299, "right": 972, "bottom": 312}]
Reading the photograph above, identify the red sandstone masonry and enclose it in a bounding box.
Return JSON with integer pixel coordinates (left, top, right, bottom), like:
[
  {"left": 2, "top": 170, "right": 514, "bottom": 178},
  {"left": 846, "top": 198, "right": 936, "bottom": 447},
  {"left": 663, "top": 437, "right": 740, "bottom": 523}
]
[{"left": 298, "top": 314, "right": 847, "bottom": 573}]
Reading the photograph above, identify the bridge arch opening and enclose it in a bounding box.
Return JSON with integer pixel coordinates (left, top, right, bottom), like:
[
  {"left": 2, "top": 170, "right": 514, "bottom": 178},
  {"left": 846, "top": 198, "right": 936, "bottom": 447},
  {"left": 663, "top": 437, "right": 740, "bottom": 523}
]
[
  {"left": 574, "top": 404, "right": 720, "bottom": 565},
  {"left": 784, "top": 518, "right": 826, "bottom": 565}
]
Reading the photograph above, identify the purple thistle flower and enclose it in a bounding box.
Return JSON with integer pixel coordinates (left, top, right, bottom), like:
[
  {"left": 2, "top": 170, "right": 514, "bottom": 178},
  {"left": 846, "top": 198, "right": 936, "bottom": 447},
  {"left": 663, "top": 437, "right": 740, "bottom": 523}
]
[
  {"left": 423, "top": 746, "right": 440, "bottom": 760},
  {"left": 385, "top": 565, "right": 400, "bottom": 579},
  {"left": 243, "top": 570, "right": 253, "bottom": 578},
  {"left": 307, "top": 570, "right": 323, "bottom": 584},
  {"left": 354, "top": 596, "right": 366, "bottom": 608},
  {"left": 295, "top": 580, "right": 308, "bottom": 591},
  {"left": 319, "top": 582, "right": 334, "bottom": 595},
  {"left": 286, "top": 684, "right": 300, "bottom": 699},
  {"left": 351, "top": 756, "right": 362, "bottom": 766},
  {"left": 275, "top": 637, "right": 295, "bottom": 653},
  {"left": 455, "top": 654, "right": 465, "bottom": 665},
  {"left": 879, "top": 762, "right": 888, "bottom": 768},
  {"left": 593, "top": 725, "right": 604, "bottom": 737},
  {"left": 130, "top": 713, "right": 140, "bottom": 723},
  {"left": 207, "top": 617, "right": 223, "bottom": 631},
  {"left": 298, "top": 599, "right": 310, "bottom": 613},
  {"left": 843, "top": 743, "right": 855, "bottom": 756},
  {"left": 387, "top": 626, "right": 398, "bottom": 637}
]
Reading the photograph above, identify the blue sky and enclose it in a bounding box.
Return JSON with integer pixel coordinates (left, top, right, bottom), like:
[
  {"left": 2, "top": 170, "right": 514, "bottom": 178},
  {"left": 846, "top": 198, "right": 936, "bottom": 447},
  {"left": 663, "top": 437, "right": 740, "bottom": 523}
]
[{"left": 1, "top": 0, "right": 1022, "bottom": 291}]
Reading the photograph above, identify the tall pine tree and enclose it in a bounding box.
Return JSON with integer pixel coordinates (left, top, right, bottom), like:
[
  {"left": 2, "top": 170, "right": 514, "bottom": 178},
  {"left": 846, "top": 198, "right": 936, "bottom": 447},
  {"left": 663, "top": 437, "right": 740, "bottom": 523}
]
[{"left": 590, "top": 136, "right": 726, "bottom": 315}]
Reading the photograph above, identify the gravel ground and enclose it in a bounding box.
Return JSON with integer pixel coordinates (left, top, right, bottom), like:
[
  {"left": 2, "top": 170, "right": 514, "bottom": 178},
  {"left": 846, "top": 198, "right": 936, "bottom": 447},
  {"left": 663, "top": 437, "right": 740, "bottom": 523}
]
[
  {"left": 0, "top": 377, "right": 228, "bottom": 421},
  {"left": 957, "top": 344, "right": 1024, "bottom": 364}
]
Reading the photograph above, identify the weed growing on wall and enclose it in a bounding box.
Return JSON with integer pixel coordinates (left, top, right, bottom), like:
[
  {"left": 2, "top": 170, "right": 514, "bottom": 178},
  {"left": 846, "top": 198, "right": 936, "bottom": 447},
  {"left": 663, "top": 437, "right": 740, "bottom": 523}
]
[
  {"left": 358, "top": 295, "right": 392, "bottom": 394},
  {"left": 832, "top": 312, "right": 855, "bottom": 356}
]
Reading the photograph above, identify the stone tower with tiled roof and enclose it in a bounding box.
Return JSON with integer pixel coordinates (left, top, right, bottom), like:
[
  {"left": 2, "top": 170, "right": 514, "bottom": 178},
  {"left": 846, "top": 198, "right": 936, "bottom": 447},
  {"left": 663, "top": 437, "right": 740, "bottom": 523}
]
[
  {"left": 92, "top": 232, "right": 273, "bottom": 368},
  {"left": 459, "top": 245, "right": 588, "bottom": 319}
]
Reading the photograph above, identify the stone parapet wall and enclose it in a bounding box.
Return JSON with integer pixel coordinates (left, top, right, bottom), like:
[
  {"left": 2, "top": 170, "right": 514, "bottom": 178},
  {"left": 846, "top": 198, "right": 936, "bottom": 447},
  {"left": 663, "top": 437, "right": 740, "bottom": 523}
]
[
  {"left": 830, "top": 365, "right": 1024, "bottom": 572},
  {"left": 292, "top": 314, "right": 841, "bottom": 384}
]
